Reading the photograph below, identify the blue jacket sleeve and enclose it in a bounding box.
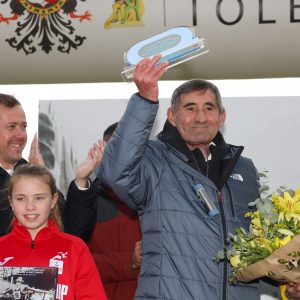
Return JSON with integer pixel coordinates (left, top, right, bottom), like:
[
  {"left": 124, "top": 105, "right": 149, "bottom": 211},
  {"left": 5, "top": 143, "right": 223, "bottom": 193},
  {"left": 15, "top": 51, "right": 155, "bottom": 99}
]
[{"left": 97, "top": 93, "right": 159, "bottom": 210}]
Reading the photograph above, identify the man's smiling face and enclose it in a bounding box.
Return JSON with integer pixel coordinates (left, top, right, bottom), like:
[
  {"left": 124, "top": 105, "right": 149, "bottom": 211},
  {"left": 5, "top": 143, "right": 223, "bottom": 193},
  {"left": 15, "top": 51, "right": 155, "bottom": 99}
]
[
  {"left": 167, "top": 89, "right": 226, "bottom": 151},
  {"left": 0, "top": 104, "right": 27, "bottom": 169}
]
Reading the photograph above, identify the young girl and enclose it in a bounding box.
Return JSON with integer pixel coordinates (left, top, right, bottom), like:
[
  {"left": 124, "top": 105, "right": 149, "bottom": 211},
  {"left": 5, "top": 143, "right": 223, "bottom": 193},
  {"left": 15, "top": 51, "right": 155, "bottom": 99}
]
[{"left": 0, "top": 164, "right": 107, "bottom": 300}]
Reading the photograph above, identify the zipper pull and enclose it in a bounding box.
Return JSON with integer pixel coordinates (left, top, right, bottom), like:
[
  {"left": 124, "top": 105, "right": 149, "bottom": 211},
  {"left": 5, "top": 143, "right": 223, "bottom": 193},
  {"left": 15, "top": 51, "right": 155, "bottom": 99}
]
[{"left": 31, "top": 240, "right": 35, "bottom": 249}]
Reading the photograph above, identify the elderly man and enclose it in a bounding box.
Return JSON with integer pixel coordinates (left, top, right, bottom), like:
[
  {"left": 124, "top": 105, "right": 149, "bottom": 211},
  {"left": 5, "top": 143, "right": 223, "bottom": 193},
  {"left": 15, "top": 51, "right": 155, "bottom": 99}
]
[{"left": 97, "top": 55, "right": 260, "bottom": 299}]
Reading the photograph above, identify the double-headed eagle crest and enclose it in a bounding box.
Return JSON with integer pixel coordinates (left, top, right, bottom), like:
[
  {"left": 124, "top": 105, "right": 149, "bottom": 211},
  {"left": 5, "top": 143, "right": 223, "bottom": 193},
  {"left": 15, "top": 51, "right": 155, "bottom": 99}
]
[{"left": 0, "top": 0, "right": 91, "bottom": 54}]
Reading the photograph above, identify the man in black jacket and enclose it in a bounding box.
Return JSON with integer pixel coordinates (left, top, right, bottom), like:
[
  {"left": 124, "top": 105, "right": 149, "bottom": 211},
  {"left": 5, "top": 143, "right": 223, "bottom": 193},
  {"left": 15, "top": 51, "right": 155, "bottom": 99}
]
[
  {"left": 0, "top": 93, "right": 98, "bottom": 238},
  {"left": 0, "top": 93, "right": 29, "bottom": 236}
]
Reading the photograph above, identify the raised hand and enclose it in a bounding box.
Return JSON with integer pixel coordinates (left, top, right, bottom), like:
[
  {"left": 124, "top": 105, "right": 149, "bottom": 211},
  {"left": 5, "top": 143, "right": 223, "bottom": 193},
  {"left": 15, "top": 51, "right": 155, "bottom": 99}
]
[
  {"left": 75, "top": 140, "right": 106, "bottom": 188},
  {"left": 133, "top": 54, "right": 168, "bottom": 101},
  {"left": 28, "top": 133, "right": 45, "bottom": 166}
]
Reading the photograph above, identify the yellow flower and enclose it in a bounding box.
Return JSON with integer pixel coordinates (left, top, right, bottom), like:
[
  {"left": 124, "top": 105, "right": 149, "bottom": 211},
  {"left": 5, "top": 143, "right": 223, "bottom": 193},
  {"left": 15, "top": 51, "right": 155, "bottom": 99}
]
[
  {"left": 274, "top": 235, "right": 292, "bottom": 248},
  {"left": 230, "top": 255, "right": 242, "bottom": 268},
  {"left": 216, "top": 182, "right": 300, "bottom": 283},
  {"left": 245, "top": 211, "right": 256, "bottom": 218},
  {"left": 251, "top": 217, "right": 262, "bottom": 229},
  {"left": 279, "top": 235, "right": 292, "bottom": 247},
  {"left": 274, "top": 237, "right": 280, "bottom": 248},
  {"left": 272, "top": 191, "right": 300, "bottom": 222}
]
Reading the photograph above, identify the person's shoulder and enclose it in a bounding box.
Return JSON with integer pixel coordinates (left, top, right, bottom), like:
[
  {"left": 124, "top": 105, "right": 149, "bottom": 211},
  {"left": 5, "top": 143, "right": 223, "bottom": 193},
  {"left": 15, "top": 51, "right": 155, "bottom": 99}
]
[
  {"left": 238, "top": 154, "right": 255, "bottom": 165},
  {"left": 236, "top": 155, "right": 258, "bottom": 176},
  {"left": 0, "top": 232, "right": 13, "bottom": 243},
  {"left": 56, "top": 232, "right": 92, "bottom": 259},
  {"left": 55, "top": 231, "right": 87, "bottom": 248}
]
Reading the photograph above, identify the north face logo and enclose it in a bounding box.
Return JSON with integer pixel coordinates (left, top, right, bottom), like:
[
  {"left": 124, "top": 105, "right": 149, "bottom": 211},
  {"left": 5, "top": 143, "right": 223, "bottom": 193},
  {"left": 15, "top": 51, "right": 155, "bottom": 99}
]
[{"left": 230, "top": 174, "right": 244, "bottom": 182}]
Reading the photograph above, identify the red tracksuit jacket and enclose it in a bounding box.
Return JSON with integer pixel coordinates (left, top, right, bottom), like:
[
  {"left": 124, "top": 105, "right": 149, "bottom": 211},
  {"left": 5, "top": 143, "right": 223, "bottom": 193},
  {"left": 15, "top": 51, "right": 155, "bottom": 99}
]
[
  {"left": 0, "top": 219, "right": 107, "bottom": 300},
  {"left": 88, "top": 193, "right": 141, "bottom": 300}
]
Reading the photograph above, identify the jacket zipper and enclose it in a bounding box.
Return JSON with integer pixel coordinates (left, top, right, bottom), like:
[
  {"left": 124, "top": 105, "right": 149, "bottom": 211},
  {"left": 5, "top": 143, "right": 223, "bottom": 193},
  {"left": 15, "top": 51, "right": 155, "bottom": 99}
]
[
  {"left": 31, "top": 240, "right": 35, "bottom": 249},
  {"left": 218, "top": 192, "right": 227, "bottom": 300},
  {"left": 225, "top": 183, "right": 235, "bottom": 218}
]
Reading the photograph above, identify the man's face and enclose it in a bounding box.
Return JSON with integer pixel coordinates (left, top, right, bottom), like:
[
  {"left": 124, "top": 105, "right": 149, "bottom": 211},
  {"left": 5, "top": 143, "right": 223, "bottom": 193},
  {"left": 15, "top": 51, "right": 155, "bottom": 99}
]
[
  {"left": 0, "top": 104, "right": 27, "bottom": 169},
  {"left": 167, "top": 89, "right": 226, "bottom": 150}
]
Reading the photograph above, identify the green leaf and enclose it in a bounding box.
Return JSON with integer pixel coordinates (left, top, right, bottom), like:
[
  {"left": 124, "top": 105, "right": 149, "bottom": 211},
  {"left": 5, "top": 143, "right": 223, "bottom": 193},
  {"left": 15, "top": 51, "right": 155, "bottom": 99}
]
[
  {"left": 278, "top": 229, "right": 294, "bottom": 236},
  {"left": 231, "top": 247, "right": 237, "bottom": 256},
  {"left": 259, "top": 185, "right": 270, "bottom": 193},
  {"left": 226, "top": 251, "right": 232, "bottom": 260},
  {"left": 248, "top": 198, "right": 260, "bottom": 207},
  {"left": 258, "top": 172, "right": 268, "bottom": 178},
  {"left": 216, "top": 250, "right": 225, "bottom": 260}
]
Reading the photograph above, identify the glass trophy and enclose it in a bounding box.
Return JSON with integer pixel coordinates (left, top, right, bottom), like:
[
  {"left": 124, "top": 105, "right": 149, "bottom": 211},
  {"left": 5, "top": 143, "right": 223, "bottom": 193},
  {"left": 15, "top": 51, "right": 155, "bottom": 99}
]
[{"left": 121, "top": 26, "right": 209, "bottom": 81}]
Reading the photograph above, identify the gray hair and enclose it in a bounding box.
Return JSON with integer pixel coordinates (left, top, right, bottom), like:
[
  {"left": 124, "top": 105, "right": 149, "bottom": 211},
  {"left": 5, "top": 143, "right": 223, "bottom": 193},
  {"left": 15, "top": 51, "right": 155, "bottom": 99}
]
[{"left": 170, "top": 79, "right": 225, "bottom": 113}]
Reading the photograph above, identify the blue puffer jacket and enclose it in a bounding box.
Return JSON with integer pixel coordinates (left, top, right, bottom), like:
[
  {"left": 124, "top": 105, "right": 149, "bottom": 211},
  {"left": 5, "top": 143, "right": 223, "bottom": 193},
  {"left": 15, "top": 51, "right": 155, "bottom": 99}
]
[{"left": 98, "top": 93, "right": 260, "bottom": 300}]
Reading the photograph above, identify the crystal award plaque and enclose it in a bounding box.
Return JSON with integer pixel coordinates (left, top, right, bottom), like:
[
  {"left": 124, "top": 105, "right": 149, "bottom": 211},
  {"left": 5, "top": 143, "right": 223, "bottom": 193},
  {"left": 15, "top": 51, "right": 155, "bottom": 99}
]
[{"left": 121, "top": 26, "right": 209, "bottom": 81}]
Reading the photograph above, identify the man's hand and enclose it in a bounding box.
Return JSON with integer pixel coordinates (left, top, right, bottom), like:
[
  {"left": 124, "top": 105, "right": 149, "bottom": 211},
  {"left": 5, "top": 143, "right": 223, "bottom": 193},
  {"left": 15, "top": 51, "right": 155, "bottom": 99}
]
[
  {"left": 28, "top": 133, "right": 45, "bottom": 166},
  {"left": 132, "top": 240, "right": 142, "bottom": 269},
  {"left": 75, "top": 140, "right": 106, "bottom": 188},
  {"left": 286, "top": 282, "right": 300, "bottom": 299},
  {"left": 133, "top": 54, "right": 168, "bottom": 102}
]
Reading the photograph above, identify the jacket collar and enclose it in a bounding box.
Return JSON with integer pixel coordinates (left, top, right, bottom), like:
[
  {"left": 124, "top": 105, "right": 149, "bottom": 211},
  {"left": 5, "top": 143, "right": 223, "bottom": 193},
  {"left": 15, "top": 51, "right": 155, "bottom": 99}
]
[
  {"left": 12, "top": 218, "right": 58, "bottom": 241},
  {"left": 0, "top": 158, "right": 28, "bottom": 176},
  {"left": 157, "top": 120, "right": 230, "bottom": 162}
]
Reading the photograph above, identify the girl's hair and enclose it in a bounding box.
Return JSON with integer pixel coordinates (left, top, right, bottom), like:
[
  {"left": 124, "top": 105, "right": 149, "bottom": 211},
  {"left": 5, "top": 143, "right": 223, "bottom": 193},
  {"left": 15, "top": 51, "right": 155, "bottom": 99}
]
[{"left": 8, "top": 164, "right": 63, "bottom": 231}]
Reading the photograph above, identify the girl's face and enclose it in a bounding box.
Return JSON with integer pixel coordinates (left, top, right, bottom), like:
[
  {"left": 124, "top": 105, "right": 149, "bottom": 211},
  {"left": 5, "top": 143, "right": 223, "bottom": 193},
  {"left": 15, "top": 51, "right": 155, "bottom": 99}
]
[{"left": 9, "top": 176, "right": 58, "bottom": 240}]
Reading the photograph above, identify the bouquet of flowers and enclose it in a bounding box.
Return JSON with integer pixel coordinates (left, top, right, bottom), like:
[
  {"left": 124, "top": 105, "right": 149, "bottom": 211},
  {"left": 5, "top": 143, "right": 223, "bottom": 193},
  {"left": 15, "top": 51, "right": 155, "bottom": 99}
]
[{"left": 215, "top": 172, "right": 300, "bottom": 285}]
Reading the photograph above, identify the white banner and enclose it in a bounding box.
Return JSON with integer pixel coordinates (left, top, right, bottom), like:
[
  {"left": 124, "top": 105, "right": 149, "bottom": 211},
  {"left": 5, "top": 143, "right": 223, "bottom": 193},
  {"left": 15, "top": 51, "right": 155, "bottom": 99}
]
[{"left": 0, "top": 0, "right": 299, "bottom": 83}]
